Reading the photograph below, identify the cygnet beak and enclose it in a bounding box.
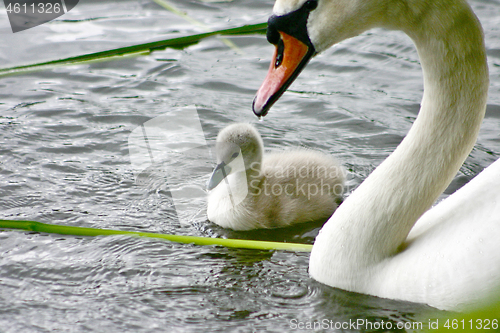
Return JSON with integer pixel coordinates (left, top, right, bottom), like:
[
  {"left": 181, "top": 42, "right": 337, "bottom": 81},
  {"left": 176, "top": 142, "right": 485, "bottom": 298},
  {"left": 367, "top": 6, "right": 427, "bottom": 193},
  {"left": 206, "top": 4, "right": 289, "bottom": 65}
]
[{"left": 207, "top": 161, "right": 231, "bottom": 191}]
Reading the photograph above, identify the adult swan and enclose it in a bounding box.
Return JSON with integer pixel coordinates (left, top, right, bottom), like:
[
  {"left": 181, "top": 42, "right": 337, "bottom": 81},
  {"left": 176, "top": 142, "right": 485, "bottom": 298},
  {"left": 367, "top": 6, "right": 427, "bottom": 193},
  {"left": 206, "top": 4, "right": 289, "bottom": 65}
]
[{"left": 253, "top": 0, "right": 500, "bottom": 310}]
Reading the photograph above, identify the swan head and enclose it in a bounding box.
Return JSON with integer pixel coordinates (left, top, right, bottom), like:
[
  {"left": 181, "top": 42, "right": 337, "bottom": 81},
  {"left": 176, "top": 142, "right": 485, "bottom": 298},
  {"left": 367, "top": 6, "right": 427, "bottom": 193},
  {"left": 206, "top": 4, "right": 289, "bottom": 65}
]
[
  {"left": 207, "top": 123, "right": 264, "bottom": 190},
  {"left": 253, "top": 0, "right": 384, "bottom": 116}
]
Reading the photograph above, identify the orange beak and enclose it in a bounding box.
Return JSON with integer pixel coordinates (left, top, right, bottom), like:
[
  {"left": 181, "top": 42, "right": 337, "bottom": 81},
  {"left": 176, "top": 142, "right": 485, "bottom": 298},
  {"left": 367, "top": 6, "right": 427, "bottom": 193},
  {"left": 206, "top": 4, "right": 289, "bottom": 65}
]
[{"left": 253, "top": 31, "right": 315, "bottom": 117}]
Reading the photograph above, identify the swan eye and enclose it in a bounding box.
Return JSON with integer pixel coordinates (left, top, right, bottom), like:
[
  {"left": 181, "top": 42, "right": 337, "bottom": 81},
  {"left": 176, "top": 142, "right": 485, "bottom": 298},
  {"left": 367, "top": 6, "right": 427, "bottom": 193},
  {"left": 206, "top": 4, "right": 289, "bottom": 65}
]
[
  {"left": 231, "top": 152, "right": 239, "bottom": 159},
  {"left": 275, "top": 39, "right": 285, "bottom": 68},
  {"left": 304, "top": 0, "right": 318, "bottom": 11}
]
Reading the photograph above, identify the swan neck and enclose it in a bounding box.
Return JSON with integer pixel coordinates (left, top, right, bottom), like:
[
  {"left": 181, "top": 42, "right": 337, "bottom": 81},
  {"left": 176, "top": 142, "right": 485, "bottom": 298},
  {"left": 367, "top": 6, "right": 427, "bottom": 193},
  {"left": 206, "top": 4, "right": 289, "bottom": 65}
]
[{"left": 310, "top": 0, "right": 489, "bottom": 287}]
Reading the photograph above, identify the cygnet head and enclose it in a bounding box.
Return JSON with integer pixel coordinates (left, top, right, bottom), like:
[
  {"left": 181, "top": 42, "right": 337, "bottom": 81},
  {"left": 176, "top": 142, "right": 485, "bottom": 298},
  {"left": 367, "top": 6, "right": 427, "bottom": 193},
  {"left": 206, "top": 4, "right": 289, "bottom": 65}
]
[
  {"left": 216, "top": 123, "right": 263, "bottom": 166},
  {"left": 207, "top": 123, "right": 263, "bottom": 191}
]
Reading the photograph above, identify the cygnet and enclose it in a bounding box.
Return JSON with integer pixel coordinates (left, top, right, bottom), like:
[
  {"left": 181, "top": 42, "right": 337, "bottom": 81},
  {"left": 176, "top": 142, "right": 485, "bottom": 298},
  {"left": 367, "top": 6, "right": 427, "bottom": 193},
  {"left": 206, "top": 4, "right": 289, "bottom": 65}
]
[{"left": 207, "top": 123, "right": 344, "bottom": 230}]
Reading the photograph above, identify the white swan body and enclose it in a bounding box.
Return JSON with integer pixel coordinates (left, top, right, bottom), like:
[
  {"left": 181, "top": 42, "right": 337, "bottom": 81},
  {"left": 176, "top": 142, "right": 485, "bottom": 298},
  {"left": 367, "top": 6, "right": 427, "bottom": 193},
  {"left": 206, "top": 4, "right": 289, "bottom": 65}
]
[
  {"left": 371, "top": 158, "right": 500, "bottom": 310},
  {"left": 253, "top": 0, "right": 500, "bottom": 310},
  {"left": 207, "top": 123, "right": 345, "bottom": 230}
]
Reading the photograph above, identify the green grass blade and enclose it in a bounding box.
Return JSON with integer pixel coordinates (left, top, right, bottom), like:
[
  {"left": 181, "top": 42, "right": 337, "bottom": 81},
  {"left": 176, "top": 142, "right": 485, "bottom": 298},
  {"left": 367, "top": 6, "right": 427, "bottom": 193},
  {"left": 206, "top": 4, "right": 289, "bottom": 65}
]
[
  {"left": 0, "top": 22, "right": 267, "bottom": 77},
  {"left": 152, "top": 0, "right": 241, "bottom": 52},
  {"left": 0, "top": 219, "right": 313, "bottom": 252},
  {"left": 152, "top": 0, "right": 205, "bottom": 28}
]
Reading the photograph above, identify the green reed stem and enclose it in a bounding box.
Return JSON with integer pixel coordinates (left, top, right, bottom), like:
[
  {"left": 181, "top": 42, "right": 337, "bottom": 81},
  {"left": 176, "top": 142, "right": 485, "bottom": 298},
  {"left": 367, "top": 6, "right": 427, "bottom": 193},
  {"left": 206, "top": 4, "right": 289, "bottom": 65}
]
[
  {"left": 0, "top": 219, "right": 313, "bottom": 252},
  {"left": 0, "top": 22, "right": 266, "bottom": 77},
  {"left": 152, "top": 0, "right": 241, "bottom": 52}
]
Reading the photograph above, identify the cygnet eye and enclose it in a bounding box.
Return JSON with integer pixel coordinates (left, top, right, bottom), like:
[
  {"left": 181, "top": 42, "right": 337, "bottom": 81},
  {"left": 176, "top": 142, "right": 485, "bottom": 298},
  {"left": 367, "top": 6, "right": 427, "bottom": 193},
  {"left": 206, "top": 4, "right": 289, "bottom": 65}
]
[
  {"left": 304, "top": 0, "right": 318, "bottom": 11},
  {"left": 231, "top": 152, "right": 239, "bottom": 158}
]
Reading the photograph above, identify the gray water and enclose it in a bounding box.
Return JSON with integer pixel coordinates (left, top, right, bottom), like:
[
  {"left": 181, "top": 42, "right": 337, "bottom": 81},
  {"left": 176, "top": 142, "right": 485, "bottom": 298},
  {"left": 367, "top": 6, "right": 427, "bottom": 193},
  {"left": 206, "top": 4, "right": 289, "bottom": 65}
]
[{"left": 1, "top": 0, "right": 500, "bottom": 332}]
